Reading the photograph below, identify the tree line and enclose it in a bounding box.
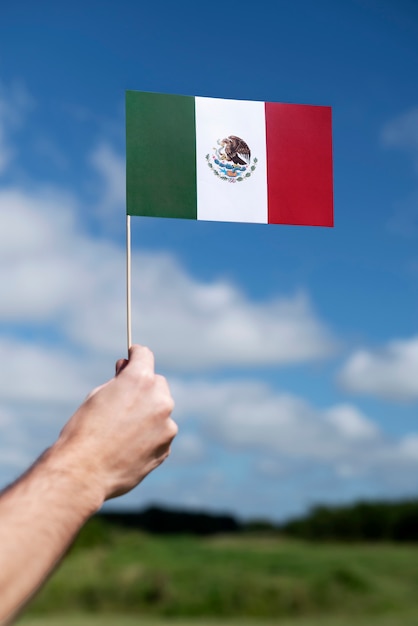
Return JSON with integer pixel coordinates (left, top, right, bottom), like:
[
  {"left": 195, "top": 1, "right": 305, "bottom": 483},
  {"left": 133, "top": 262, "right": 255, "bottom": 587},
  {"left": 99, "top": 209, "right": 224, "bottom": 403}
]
[
  {"left": 281, "top": 500, "right": 418, "bottom": 542},
  {"left": 91, "top": 499, "right": 418, "bottom": 542}
]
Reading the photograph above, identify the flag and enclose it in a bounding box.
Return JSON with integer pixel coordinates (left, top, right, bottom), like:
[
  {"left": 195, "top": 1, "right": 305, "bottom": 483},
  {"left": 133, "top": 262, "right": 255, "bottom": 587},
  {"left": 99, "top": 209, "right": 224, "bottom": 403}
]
[{"left": 126, "top": 90, "right": 333, "bottom": 227}]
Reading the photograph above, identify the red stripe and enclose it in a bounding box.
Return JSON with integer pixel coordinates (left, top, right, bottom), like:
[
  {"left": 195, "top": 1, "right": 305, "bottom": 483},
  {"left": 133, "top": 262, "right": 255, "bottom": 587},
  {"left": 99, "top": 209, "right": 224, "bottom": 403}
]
[{"left": 265, "top": 103, "right": 334, "bottom": 226}]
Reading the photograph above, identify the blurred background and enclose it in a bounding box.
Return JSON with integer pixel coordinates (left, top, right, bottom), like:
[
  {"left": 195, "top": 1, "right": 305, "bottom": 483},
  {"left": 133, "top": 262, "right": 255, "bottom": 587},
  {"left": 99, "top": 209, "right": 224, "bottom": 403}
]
[{"left": 1, "top": 0, "right": 418, "bottom": 624}]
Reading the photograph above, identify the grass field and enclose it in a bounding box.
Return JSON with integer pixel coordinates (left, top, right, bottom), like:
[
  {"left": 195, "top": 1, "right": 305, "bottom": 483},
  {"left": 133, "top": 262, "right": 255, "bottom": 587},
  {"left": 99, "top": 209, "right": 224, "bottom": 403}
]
[
  {"left": 19, "top": 614, "right": 418, "bottom": 626},
  {"left": 17, "top": 522, "right": 418, "bottom": 623}
]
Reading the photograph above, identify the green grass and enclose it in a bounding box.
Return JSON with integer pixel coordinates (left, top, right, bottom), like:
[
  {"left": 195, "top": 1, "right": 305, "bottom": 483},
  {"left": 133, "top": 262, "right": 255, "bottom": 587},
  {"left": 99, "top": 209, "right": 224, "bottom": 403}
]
[
  {"left": 19, "top": 614, "right": 418, "bottom": 626},
  {"left": 18, "top": 523, "right": 418, "bottom": 620}
]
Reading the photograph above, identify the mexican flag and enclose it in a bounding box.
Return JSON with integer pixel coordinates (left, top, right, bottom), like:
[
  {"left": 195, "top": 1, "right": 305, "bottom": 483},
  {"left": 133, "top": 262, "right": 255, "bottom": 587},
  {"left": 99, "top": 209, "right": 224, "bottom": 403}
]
[{"left": 126, "top": 90, "right": 333, "bottom": 227}]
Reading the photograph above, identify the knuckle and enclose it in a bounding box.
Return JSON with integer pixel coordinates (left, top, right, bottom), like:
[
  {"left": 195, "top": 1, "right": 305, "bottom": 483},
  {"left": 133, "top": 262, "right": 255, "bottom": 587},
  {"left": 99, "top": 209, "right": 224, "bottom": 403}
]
[
  {"left": 167, "top": 418, "right": 178, "bottom": 440},
  {"left": 141, "top": 345, "right": 154, "bottom": 360},
  {"left": 165, "top": 394, "right": 175, "bottom": 414},
  {"left": 159, "top": 397, "right": 174, "bottom": 420},
  {"left": 154, "top": 377, "right": 174, "bottom": 413},
  {"left": 139, "top": 369, "right": 155, "bottom": 388},
  {"left": 155, "top": 373, "right": 168, "bottom": 387}
]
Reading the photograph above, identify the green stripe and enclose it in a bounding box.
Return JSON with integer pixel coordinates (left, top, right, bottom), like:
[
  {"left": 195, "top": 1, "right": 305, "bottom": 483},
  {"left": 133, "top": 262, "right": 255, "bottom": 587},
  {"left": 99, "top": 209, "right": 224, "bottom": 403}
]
[{"left": 126, "top": 91, "right": 197, "bottom": 219}]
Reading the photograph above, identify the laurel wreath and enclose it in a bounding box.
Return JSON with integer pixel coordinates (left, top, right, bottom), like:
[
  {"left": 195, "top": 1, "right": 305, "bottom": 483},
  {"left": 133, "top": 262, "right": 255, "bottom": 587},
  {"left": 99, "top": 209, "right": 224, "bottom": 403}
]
[{"left": 206, "top": 153, "right": 258, "bottom": 183}]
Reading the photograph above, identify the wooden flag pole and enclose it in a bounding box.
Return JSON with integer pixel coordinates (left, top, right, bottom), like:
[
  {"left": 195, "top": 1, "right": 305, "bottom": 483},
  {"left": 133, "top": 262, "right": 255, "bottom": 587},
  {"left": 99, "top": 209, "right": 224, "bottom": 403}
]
[{"left": 126, "top": 214, "right": 132, "bottom": 353}]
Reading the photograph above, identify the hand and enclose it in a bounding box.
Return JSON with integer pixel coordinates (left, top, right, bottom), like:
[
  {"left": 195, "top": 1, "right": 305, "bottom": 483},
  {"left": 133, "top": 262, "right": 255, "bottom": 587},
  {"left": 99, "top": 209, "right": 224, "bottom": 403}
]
[{"left": 55, "top": 344, "right": 177, "bottom": 502}]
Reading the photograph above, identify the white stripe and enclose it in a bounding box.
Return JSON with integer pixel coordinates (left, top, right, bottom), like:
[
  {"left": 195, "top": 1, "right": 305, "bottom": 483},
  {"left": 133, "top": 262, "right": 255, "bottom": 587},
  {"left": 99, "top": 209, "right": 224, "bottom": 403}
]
[{"left": 195, "top": 96, "right": 268, "bottom": 224}]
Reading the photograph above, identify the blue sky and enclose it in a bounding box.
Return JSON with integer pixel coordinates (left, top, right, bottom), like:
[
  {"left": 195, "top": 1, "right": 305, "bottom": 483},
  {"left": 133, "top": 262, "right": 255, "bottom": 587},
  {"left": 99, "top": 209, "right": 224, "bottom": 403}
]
[{"left": 1, "top": 0, "right": 418, "bottom": 521}]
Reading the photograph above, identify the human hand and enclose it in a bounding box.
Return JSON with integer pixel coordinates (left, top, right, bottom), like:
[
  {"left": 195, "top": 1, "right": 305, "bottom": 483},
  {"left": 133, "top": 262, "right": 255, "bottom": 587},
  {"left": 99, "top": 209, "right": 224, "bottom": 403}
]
[{"left": 55, "top": 344, "right": 177, "bottom": 503}]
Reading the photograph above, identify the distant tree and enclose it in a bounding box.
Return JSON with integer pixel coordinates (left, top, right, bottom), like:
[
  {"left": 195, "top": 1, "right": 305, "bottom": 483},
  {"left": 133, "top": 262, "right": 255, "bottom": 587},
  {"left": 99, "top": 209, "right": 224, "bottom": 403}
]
[
  {"left": 281, "top": 500, "right": 418, "bottom": 542},
  {"left": 98, "top": 505, "right": 241, "bottom": 536}
]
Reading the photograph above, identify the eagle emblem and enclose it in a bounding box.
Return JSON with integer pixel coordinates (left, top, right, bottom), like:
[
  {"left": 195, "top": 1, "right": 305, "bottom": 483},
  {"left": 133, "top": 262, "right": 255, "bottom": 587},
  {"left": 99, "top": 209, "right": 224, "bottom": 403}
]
[{"left": 206, "top": 135, "right": 258, "bottom": 183}]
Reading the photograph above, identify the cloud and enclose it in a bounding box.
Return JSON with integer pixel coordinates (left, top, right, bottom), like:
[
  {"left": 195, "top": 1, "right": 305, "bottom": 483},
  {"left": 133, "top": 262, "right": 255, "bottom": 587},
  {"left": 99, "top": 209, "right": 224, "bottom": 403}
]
[
  {"left": 386, "top": 191, "right": 418, "bottom": 238},
  {"left": 0, "top": 81, "right": 33, "bottom": 174},
  {"left": 171, "top": 377, "right": 418, "bottom": 486},
  {"left": 1, "top": 116, "right": 414, "bottom": 515},
  {"left": 381, "top": 108, "right": 418, "bottom": 156},
  {"left": 78, "top": 255, "right": 336, "bottom": 371},
  {"left": 0, "top": 187, "right": 83, "bottom": 321},
  {"left": 1, "top": 335, "right": 403, "bottom": 486},
  {"left": 0, "top": 406, "right": 34, "bottom": 469},
  {"left": 170, "top": 433, "right": 206, "bottom": 464},
  {"left": 172, "top": 379, "right": 380, "bottom": 461},
  {"left": 0, "top": 325, "right": 415, "bottom": 516},
  {"left": 0, "top": 184, "right": 336, "bottom": 371},
  {"left": 0, "top": 397, "right": 74, "bottom": 487},
  {"left": 338, "top": 336, "right": 418, "bottom": 402},
  {"left": 89, "top": 142, "right": 125, "bottom": 223},
  {"left": 0, "top": 338, "right": 98, "bottom": 405},
  {"left": 382, "top": 109, "right": 418, "bottom": 235},
  {"left": 0, "top": 346, "right": 416, "bottom": 516}
]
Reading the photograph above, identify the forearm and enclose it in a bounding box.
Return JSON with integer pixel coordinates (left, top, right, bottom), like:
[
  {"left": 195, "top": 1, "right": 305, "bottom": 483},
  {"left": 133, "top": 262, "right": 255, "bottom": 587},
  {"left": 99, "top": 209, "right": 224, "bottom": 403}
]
[
  {"left": 0, "top": 442, "right": 104, "bottom": 624},
  {"left": 0, "top": 344, "right": 176, "bottom": 622}
]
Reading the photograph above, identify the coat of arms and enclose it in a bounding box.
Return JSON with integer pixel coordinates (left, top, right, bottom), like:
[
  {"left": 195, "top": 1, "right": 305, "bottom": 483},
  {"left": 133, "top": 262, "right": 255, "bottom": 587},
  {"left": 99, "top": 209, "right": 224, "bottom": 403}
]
[{"left": 206, "top": 135, "right": 258, "bottom": 183}]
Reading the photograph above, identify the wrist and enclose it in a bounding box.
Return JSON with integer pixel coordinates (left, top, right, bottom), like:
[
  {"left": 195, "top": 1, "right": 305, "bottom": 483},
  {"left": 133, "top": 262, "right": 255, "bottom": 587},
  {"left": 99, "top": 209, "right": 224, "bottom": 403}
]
[{"left": 43, "top": 441, "right": 105, "bottom": 517}]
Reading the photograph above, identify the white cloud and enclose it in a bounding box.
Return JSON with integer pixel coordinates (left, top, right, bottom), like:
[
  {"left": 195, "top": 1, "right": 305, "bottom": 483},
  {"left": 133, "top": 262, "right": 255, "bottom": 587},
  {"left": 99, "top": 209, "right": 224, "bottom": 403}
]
[
  {"left": 0, "top": 401, "right": 60, "bottom": 485},
  {"left": 338, "top": 336, "right": 418, "bottom": 401},
  {"left": 382, "top": 108, "right": 418, "bottom": 156},
  {"left": 382, "top": 109, "right": 418, "bottom": 234},
  {"left": 1, "top": 120, "right": 415, "bottom": 514},
  {"left": 386, "top": 190, "right": 418, "bottom": 237},
  {"left": 399, "top": 434, "right": 418, "bottom": 461},
  {"left": 0, "top": 187, "right": 83, "bottom": 321},
  {"left": 0, "top": 184, "right": 336, "bottom": 371},
  {"left": 89, "top": 142, "right": 125, "bottom": 221},
  {"left": 0, "top": 338, "right": 97, "bottom": 404},
  {"left": 325, "top": 404, "right": 379, "bottom": 439},
  {"left": 0, "top": 329, "right": 415, "bottom": 515},
  {"left": 0, "top": 352, "right": 417, "bottom": 514},
  {"left": 171, "top": 433, "right": 206, "bottom": 464},
  {"left": 171, "top": 377, "right": 418, "bottom": 483},
  {"left": 79, "top": 255, "right": 336, "bottom": 371},
  {"left": 0, "top": 81, "right": 33, "bottom": 174},
  {"left": 172, "top": 379, "right": 380, "bottom": 461}
]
